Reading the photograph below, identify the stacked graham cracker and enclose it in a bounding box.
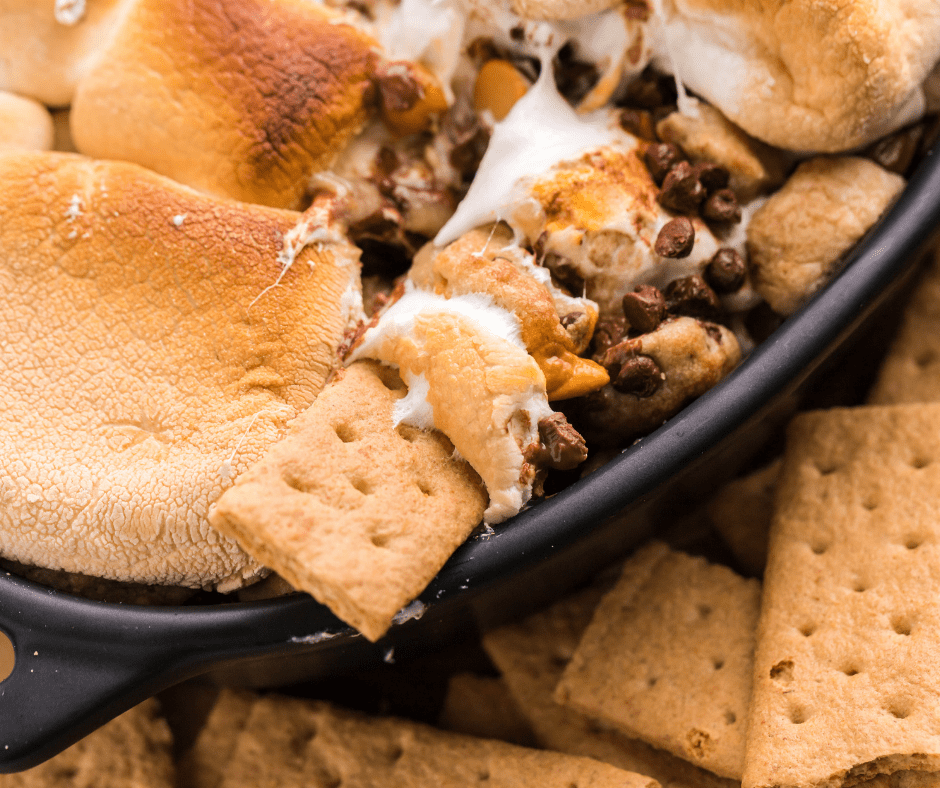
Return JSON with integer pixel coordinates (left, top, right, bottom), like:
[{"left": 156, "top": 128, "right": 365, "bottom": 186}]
[{"left": 469, "top": 246, "right": 940, "bottom": 788}]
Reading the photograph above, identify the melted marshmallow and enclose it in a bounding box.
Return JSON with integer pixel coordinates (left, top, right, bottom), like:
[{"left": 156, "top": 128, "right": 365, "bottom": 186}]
[
  {"left": 351, "top": 285, "right": 526, "bottom": 360},
  {"left": 434, "top": 65, "right": 622, "bottom": 246},
  {"left": 380, "top": 0, "right": 465, "bottom": 100}
]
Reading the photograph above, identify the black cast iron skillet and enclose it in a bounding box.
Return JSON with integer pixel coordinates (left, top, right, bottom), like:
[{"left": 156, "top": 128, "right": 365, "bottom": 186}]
[{"left": 3, "top": 145, "right": 940, "bottom": 772}]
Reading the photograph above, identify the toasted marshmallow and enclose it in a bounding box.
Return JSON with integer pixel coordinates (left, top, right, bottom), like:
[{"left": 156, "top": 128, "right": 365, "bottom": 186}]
[
  {"left": 0, "top": 91, "right": 54, "bottom": 152},
  {"left": 0, "top": 0, "right": 124, "bottom": 106},
  {"left": 0, "top": 152, "right": 362, "bottom": 590},
  {"left": 349, "top": 284, "right": 552, "bottom": 523},
  {"left": 648, "top": 0, "right": 940, "bottom": 152},
  {"left": 436, "top": 57, "right": 757, "bottom": 316},
  {"left": 435, "top": 62, "right": 625, "bottom": 247},
  {"left": 70, "top": 0, "right": 379, "bottom": 209},
  {"left": 410, "top": 224, "right": 608, "bottom": 399}
]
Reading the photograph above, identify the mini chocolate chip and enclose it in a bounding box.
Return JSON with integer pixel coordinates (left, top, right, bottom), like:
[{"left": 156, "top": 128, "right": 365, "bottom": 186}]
[
  {"left": 623, "top": 0, "right": 651, "bottom": 20},
  {"left": 375, "top": 147, "right": 400, "bottom": 179},
  {"left": 591, "top": 316, "right": 627, "bottom": 360},
  {"left": 705, "top": 248, "right": 746, "bottom": 293},
  {"left": 375, "top": 63, "right": 423, "bottom": 112},
  {"left": 691, "top": 162, "right": 730, "bottom": 192},
  {"left": 545, "top": 254, "right": 585, "bottom": 295},
  {"left": 613, "top": 355, "right": 664, "bottom": 397},
  {"left": 622, "top": 68, "right": 677, "bottom": 109},
  {"left": 535, "top": 413, "right": 588, "bottom": 470},
  {"left": 664, "top": 274, "right": 722, "bottom": 321},
  {"left": 448, "top": 125, "right": 490, "bottom": 180},
  {"left": 644, "top": 143, "right": 682, "bottom": 185},
  {"left": 560, "top": 311, "right": 584, "bottom": 328},
  {"left": 619, "top": 109, "right": 657, "bottom": 142},
  {"left": 554, "top": 47, "right": 600, "bottom": 105},
  {"left": 509, "top": 24, "right": 525, "bottom": 41},
  {"left": 655, "top": 217, "right": 695, "bottom": 258},
  {"left": 622, "top": 284, "right": 666, "bottom": 333},
  {"left": 702, "top": 189, "right": 742, "bottom": 225},
  {"left": 658, "top": 161, "right": 706, "bottom": 214}
]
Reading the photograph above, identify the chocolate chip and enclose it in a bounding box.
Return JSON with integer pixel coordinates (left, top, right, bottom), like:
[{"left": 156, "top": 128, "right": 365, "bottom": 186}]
[
  {"left": 644, "top": 143, "right": 682, "bottom": 185},
  {"left": 658, "top": 161, "right": 706, "bottom": 214},
  {"left": 865, "top": 124, "right": 925, "bottom": 175},
  {"left": 591, "top": 316, "right": 627, "bottom": 360},
  {"left": 375, "top": 62, "right": 423, "bottom": 112},
  {"left": 448, "top": 125, "right": 490, "bottom": 181},
  {"left": 654, "top": 217, "right": 695, "bottom": 258},
  {"left": 534, "top": 413, "right": 588, "bottom": 470},
  {"left": 623, "top": 0, "right": 651, "bottom": 19},
  {"left": 620, "top": 109, "right": 657, "bottom": 142},
  {"left": 560, "top": 311, "right": 584, "bottom": 328},
  {"left": 622, "top": 67, "right": 677, "bottom": 109},
  {"left": 375, "top": 147, "right": 400, "bottom": 179},
  {"left": 544, "top": 254, "right": 585, "bottom": 295},
  {"left": 705, "top": 248, "right": 746, "bottom": 293},
  {"left": 702, "top": 189, "right": 742, "bottom": 225},
  {"left": 554, "top": 44, "right": 600, "bottom": 105},
  {"left": 664, "top": 274, "right": 722, "bottom": 321},
  {"left": 691, "top": 162, "right": 730, "bottom": 192},
  {"left": 611, "top": 353, "right": 664, "bottom": 397},
  {"left": 622, "top": 284, "right": 666, "bottom": 333}
]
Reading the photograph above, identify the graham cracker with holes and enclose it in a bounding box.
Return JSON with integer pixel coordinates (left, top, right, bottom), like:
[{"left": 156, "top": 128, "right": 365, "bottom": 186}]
[
  {"left": 208, "top": 360, "right": 488, "bottom": 641},
  {"left": 707, "top": 459, "right": 781, "bottom": 576},
  {"left": 213, "top": 692, "right": 660, "bottom": 788},
  {"left": 437, "top": 673, "right": 539, "bottom": 747},
  {"left": 745, "top": 404, "right": 940, "bottom": 788},
  {"left": 868, "top": 248, "right": 940, "bottom": 405},
  {"left": 556, "top": 546, "right": 760, "bottom": 780},
  {"left": 0, "top": 699, "right": 175, "bottom": 788},
  {"left": 482, "top": 542, "right": 737, "bottom": 788},
  {"left": 179, "top": 689, "right": 256, "bottom": 788}
]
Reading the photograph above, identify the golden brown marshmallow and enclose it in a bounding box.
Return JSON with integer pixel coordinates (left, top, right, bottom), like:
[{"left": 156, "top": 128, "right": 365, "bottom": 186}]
[
  {"left": 747, "top": 156, "right": 905, "bottom": 316},
  {"left": 0, "top": 152, "right": 361, "bottom": 590},
  {"left": 658, "top": 0, "right": 940, "bottom": 152},
  {"left": 0, "top": 91, "right": 54, "bottom": 152},
  {"left": 70, "top": 0, "right": 379, "bottom": 209}
]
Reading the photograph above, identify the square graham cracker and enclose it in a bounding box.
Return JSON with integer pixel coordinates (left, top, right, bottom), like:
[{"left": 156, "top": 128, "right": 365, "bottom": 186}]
[
  {"left": 437, "top": 673, "right": 539, "bottom": 747},
  {"left": 868, "top": 248, "right": 940, "bottom": 405},
  {"left": 209, "top": 361, "right": 488, "bottom": 641},
  {"left": 707, "top": 458, "right": 781, "bottom": 576},
  {"left": 213, "top": 693, "right": 660, "bottom": 788},
  {"left": 179, "top": 689, "right": 256, "bottom": 788},
  {"left": 745, "top": 404, "right": 940, "bottom": 788},
  {"left": 556, "top": 546, "right": 760, "bottom": 780},
  {"left": 482, "top": 542, "right": 738, "bottom": 788},
  {"left": 0, "top": 699, "right": 175, "bottom": 788}
]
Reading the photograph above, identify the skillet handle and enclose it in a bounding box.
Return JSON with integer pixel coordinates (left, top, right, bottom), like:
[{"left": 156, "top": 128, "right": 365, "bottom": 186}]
[
  {"left": 0, "top": 571, "right": 359, "bottom": 774},
  {"left": 0, "top": 573, "right": 196, "bottom": 773}
]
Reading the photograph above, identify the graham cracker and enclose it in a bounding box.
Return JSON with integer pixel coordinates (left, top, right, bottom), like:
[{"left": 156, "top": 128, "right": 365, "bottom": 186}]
[
  {"left": 482, "top": 542, "right": 737, "bottom": 788},
  {"left": 179, "top": 689, "right": 256, "bottom": 788},
  {"left": 437, "top": 673, "right": 538, "bottom": 747},
  {"left": 707, "top": 459, "right": 781, "bottom": 576},
  {"left": 0, "top": 699, "right": 175, "bottom": 788},
  {"left": 745, "top": 404, "right": 940, "bottom": 788},
  {"left": 557, "top": 547, "right": 760, "bottom": 780},
  {"left": 214, "top": 693, "right": 660, "bottom": 788},
  {"left": 868, "top": 248, "right": 940, "bottom": 405},
  {"left": 209, "top": 361, "right": 488, "bottom": 641}
]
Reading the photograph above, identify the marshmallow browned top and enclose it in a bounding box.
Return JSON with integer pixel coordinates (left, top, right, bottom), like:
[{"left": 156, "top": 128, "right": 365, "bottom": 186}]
[
  {"left": 657, "top": 0, "right": 940, "bottom": 152},
  {"left": 0, "top": 0, "right": 124, "bottom": 107},
  {"left": 70, "top": 0, "right": 379, "bottom": 209},
  {"left": 0, "top": 152, "right": 361, "bottom": 590}
]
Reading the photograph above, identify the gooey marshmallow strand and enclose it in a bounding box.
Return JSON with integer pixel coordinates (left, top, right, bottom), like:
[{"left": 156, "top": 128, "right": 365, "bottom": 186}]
[{"left": 355, "top": 0, "right": 753, "bottom": 519}]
